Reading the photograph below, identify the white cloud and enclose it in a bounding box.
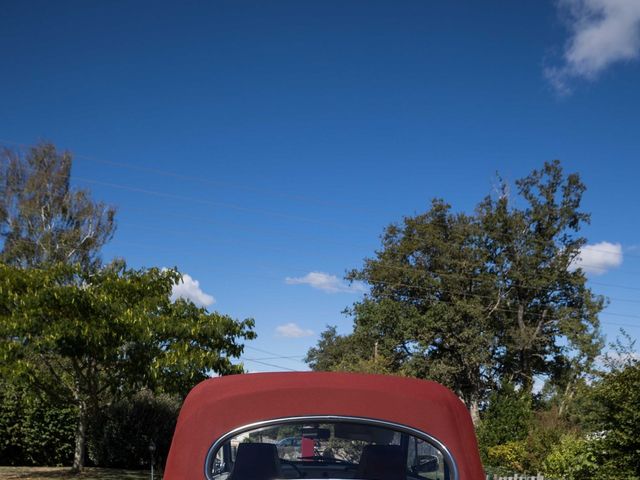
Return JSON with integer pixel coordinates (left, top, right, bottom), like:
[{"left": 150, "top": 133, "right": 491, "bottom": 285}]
[
  {"left": 546, "top": 0, "right": 640, "bottom": 93},
  {"left": 275, "top": 322, "right": 315, "bottom": 338},
  {"left": 570, "top": 241, "right": 623, "bottom": 275},
  {"left": 171, "top": 273, "right": 216, "bottom": 307},
  {"left": 284, "top": 271, "right": 366, "bottom": 294}
]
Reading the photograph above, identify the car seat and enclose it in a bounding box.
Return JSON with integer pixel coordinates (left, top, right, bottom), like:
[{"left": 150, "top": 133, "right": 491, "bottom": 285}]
[
  {"left": 357, "top": 445, "right": 407, "bottom": 480},
  {"left": 229, "top": 443, "right": 282, "bottom": 480}
]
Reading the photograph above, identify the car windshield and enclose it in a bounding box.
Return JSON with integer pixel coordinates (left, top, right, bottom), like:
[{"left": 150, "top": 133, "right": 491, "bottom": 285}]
[{"left": 208, "top": 420, "right": 452, "bottom": 480}]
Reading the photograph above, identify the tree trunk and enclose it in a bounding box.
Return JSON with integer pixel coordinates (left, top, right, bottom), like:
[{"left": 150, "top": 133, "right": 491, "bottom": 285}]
[
  {"left": 469, "top": 398, "right": 480, "bottom": 427},
  {"left": 72, "top": 400, "right": 88, "bottom": 472},
  {"left": 558, "top": 375, "right": 576, "bottom": 416},
  {"left": 460, "top": 392, "right": 481, "bottom": 426}
]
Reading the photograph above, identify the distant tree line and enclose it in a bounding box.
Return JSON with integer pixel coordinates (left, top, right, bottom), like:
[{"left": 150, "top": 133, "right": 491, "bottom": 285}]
[{"left": 0, "top": 143, "right": 256, "bottom": 472}]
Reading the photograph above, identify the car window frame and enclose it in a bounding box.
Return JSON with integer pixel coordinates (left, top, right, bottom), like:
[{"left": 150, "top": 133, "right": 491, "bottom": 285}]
[{"left": 204, "top": 415, "right": 459, "bottom": 480}]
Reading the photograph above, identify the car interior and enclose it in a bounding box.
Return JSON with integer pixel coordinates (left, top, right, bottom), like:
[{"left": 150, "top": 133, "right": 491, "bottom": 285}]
[{"left": 208, "top": 420, "right": 451, "bottom": 480}]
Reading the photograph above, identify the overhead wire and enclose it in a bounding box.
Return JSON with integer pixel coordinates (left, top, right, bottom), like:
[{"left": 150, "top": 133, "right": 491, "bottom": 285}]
[
  {"left": 112, "top": 218, "right": 640, "bottom": 302},
  {"left": 112, "top": 241, "right": 640, "bottom": 328},
  {"left": 0, "top": 137, "right": 383, "bottom": 216},
  {"left": 110, "top": 230, "right": 640, "bottom": 324},
  {"left": 2, "top": 140, "right": 639, "bottom": 330},
  {"left": 1, "top": 138, "right": 639, "bottom": 260},
  {"left": 239, "top": 358, "right": 300, "bottom": 372}
]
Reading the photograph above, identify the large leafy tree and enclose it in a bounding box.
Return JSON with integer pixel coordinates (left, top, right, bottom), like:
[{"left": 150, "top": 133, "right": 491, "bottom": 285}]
[
  {"left": 308, "top": 161, "right": 604, "bottom": 421},
  {"left": 0, "top": 142, "right": 116, "bottom": 269},
  {"left": 346, "top": 200, "right": 498, "bottom": 422},
  {"left": 476, "top": 162, "right": 604, "bottom": 395},
  {"left": 0, "top": 263, "right": 256, "bottom": 471}
]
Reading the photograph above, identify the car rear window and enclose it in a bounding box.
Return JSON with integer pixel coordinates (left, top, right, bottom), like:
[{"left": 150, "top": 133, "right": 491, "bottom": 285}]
[{"left": 206, "top": 418, "right": 455, "bottom": 480}]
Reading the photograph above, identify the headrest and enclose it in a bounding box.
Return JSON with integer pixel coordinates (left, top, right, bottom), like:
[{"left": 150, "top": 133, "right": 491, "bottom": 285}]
[
  {"left": 230, "top": 443, "right": 281, "bottom": 480},
  {"left": 357, "top": 444, "right": 407, "bottom": 480}
]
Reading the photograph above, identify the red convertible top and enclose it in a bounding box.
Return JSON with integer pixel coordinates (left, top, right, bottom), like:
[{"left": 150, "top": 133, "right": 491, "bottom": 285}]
[{"left": 164, "top": 372, "right": 484, "bottom": 480}]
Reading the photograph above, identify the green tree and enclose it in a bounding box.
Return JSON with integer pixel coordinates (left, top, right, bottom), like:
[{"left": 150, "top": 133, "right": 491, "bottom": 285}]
[
  {"left": 476, "top": 384, "right": 533, "bottom": 461},
  {"left": 477, "top": 162, "right": 604, "bottom": 395},
  {"left": 346, "top": 200, "right": 498, "bottom": 421},
  {"left": 308, "top": 161, "right": 604, "bottom": 421},
  {"left": 0, "top": 263, "right": 255, "bottom": 471},
  {"left": 0, "top": 143, "right": 116, "bottom": 269},
  {"left": 587, "top": 361, "right": 640, "bottom": 478},
  {"left": 305, "top": 325, "right": 392, "bottom": 374}
]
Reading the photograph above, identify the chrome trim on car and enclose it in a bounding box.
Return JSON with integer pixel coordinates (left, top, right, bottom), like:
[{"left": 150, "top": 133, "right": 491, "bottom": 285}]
[{"left": 204, "top": 415, "right": 459, "bottom": 480}]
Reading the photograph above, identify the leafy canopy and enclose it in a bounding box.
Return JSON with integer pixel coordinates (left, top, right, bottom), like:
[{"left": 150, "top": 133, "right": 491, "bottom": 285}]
[
  {"left": 0, "top": 263, "right": 256, "bottom": 401},
  {"left": 308, "top": 161, "right": 604, "bottom": 417}
]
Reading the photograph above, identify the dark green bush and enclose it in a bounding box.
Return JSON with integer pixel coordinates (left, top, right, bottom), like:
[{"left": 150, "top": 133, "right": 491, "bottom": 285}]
[
  {"left": 0, "top": 382, "right": 76, "bottom": 466},
  {"left": 87, "top": 390, "right": 181, "bottom": 471},
  {"left": 477, "top": 384, "right": 532, "bottom": 463}
]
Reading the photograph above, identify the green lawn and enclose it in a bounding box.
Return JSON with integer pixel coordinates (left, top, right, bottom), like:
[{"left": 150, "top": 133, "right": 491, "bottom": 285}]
[{"left": 0, "top": 467, "right": 156, "bottom": 480}]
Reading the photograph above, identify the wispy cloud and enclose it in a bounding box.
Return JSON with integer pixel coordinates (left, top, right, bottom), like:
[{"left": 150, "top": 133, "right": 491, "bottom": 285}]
[
  {"left": 170, "top": 273, "right": 216, "bottom": 307},
  {"left": 275, "top": 322, "right": 315, "bottom": 338},
  {"left": 546, "top": 0, "right": 640, "bottom": 93},
  {"left": 570, "top": 241, "right": 623, "bottom": 275},
  {"left": 285, "top": 271, "right": 366, "bottom": 294}
]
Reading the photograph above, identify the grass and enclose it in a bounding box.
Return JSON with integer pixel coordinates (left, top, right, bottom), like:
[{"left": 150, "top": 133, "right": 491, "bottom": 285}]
[{"left": 0, "top": 467, "right": 156, "bottom": 480}]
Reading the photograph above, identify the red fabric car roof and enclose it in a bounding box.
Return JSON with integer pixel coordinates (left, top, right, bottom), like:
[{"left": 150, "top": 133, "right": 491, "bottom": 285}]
[{"left": 164, "top": 372, "right": 484, "bottom": 480}]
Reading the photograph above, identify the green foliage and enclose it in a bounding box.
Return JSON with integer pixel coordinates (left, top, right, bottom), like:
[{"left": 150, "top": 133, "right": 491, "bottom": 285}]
[
  {"left": 588, "top": 361, "right": 640, "bottom": 478},
  {"left": 0, "top": 262, "right": 255, "bottom": 397},
  {"left": 0, "top": 143, "right": 116, "bottom": 269},
  {"left": 305, "top": 325, "right": 392, "bottom": 374},
  {"left": 477, "top": 385, "right": 532, "bottom": 461},
  {"left": 539, "top": 361, "right": 640, "bottom": 479},
  {"left": 486, "top": 441, "right": 527, "bottom": 472},
  {"left": 521, "top": 408, "right": 569, "bottom": 474},
  {"left": 308, "top": 161, "right": 604, "bottom": 417},
  {"left": 477, "top": 162, "right": 603, "bottom": 392},
  {"left": 543, "top": 434, "right": 600, "bottom": 480},
  {"left": 0, "top": 262, "right": 256, "bottom": 469},
  {"left": 87, "top": 390, "right": 181, "bottom": 470},
  {"left": 0, "top": 381, "right": 76, "bottom": 466}
]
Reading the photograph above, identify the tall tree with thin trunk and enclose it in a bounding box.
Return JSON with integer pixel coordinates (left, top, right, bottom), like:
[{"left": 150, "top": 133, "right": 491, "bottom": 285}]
[{"left": 0, "top": 142, "right": 115, "bottom": 269}]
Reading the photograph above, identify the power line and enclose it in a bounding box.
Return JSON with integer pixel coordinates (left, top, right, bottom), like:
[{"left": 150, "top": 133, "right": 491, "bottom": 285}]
[
  {"left": 113, "top": 219, "right": 640, "bottom": 302},
  {"left": 74, "top": 173, "right": 640, "bottom": 262},
  {"left": 74, "top": 175, "right": 369, "bottom": 232},
  {"left": 2, "top": 138, "right": 639, "bottom": 261},
  {"left": 111, "top": 233, "right": 640, "bottom": 316},
  {"left": 113, "top": 203, "right": 640, "bottom": 279},
  {"left": 3, "top": 141, "right": 640, "bottom": 325},
  {"left": 244, "top": 355, "right": 306, "bottom": 361},
  {"left": 240, "top": 357, "right": 300, "bottom": 372},
  {"left": 108, "top": 234, "right": 640, "bottom": 324},
  {"left": 0, "top": 137, "right": 383, "bottom": 216},
  {"left": 245, "top": 345, "right": 308, "bottom": 360},
  {"left": 3, "top": 148, "right": 639, "bottom": 281},
  {"left": 112, "top": 231, "right": 640, "bottom": 320}
]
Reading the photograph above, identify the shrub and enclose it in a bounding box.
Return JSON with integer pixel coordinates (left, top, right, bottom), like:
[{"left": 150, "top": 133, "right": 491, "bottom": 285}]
[
  {"left": 0, "top": 382, "right": 76, "bottom": 466},
  {"left": 486, "top": 441, "right": 527, "bottom": 472},
  {"left": 87, "top": 390, "right": 181, "bottom": 470},
  {"left": 590, "top": 362, "right": 640, "bottom": 478},
  {"left": 477, "top": 384, "right": 532, "bottom": 465},
  {"left": 543, "top": 434, "right": 600, "bottom": 480}
]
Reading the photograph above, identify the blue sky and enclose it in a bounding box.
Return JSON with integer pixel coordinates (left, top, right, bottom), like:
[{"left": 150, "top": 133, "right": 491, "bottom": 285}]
[{"left": 2, "top": 0, "right": 639, "bottom": 372}]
